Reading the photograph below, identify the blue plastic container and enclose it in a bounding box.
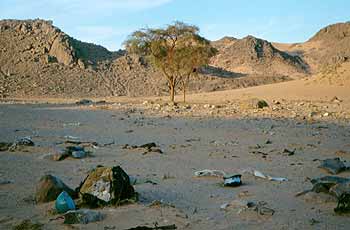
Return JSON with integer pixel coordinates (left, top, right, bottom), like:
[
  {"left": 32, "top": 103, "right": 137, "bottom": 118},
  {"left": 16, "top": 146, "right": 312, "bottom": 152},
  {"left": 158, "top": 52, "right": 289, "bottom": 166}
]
[{"left": 55, "top": 191, "right": 76, "bottom": 213}]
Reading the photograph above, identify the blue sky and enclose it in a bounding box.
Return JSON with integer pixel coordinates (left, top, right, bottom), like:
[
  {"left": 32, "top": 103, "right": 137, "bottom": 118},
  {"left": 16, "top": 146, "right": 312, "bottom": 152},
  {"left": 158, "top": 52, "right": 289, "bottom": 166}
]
[{"left": 1, "top": 0, "right": 349, "bottom": 51}]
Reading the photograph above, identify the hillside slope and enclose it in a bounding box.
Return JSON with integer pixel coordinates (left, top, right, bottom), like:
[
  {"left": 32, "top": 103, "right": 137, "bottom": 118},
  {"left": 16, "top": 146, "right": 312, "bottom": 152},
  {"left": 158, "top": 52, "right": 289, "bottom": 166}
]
[
  {"left": 0, "top": 19, "right": 293, "bottom": 99},
  {"left": 273, "top": 22, "right": 350, "bottom": 73},
  {"left": 211, "top": 35, "right": 308, "bottom": 77}
]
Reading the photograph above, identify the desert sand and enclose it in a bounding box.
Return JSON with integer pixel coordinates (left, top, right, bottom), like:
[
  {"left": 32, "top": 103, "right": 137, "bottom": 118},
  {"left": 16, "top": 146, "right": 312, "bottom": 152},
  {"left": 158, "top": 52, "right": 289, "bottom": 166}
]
[{"left": 1, "top": 78, "right": 350, "bottom": 229}]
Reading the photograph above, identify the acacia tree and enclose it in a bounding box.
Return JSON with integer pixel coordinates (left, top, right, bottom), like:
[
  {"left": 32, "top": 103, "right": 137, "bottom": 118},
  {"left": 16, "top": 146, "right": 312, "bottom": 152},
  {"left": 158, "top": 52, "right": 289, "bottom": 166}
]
[{"left": 124, "top": 22, "right": 217, "bottom": 102}]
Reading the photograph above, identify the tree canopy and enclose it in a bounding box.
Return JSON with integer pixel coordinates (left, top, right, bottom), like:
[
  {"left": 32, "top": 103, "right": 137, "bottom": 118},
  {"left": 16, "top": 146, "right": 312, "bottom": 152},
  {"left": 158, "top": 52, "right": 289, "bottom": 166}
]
[{"left": 124, "top": 21, "right": 217, "bottom": 102}]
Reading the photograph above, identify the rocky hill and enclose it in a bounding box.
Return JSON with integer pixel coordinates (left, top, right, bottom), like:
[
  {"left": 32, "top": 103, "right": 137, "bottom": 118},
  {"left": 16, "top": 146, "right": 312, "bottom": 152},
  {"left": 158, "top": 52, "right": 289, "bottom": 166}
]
[
  {"left": 274, "top": 22, "right": 350, "bottom": 73},
  {"left": 0, "top": 19, "right": 293, "bottom": 99},
  {"left": 0, "top": 19, "right": 162, "bottom": 98},
  {"left": 210, "top": 35, "right": 308, "bottom": 77}
]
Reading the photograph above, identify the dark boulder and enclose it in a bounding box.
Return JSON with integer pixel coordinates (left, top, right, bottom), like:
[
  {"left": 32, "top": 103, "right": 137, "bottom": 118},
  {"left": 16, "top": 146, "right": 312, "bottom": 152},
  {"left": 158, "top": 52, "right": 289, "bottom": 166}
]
[{"left": 35, "top": 175, "right": 77, "bottom": 203}]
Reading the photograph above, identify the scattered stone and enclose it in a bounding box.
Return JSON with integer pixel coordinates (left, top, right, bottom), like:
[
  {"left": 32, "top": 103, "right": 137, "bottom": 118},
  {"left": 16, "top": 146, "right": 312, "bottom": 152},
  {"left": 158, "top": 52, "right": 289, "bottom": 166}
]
[
  {"left": 95, "top": 100, "right": 107, "bottom": 105},
  {"left": 129, "top": 176, "right": 158, "bottom": 185},
  {"left": 76, "top": 99, "right": 93, "bottom": 105},
  {"left": 15, "top": 137, "right": 34, "bottom": 146},
  {"left": 78, "top": 166, "right": 135, "bottom": 207},
  {"left": 123, "top": 142, "right": 163, "bottom": 155},
  {"left": 273, "top": 100, "right": 281, "bottom": 105},
  {"left": 194, "top": 169, "right": 226, "bottom": 177},
  {"left": 139, "top": 142, "right": 157, "bottom": 149},
  {"left": 250, "top": 150, "right": 268, "bottom": 158},
  {"left": 8, "top": 137, "right": 34, "bottom": 151},
  {"left": 311, "top": 176, "right": 350, "bottom": 190},
  {"left": 222, "top": 199, "right": 274, "bottom": 216},
  {"left": 167, "top": 102, "right": 177, "bottom": 107},
  {"left": 0, "top": 142, "right": 12, "bottom": 151},
  {"left": 35, "top": 175, "right": 76, "bottom": 203},
  {"left": 71, "top": 150, "right": 87, "bottom": 159},
  {"left": 265, "top": 139, "right": 272, "bottom": 144},
  {"left": 50, "top": 150, "right": 70, "bottom": 161},
  {"left": 55, "top": 191, "right": 76, "bottom": 214},
  {"left": 308, "top": 111, "right": 318, "bottom": 118},
  {"left": 63, "top": 145, "right": 89, "bottom": 159},
  {"left": 65, "top": 146, "right": 84, "bottom": 153},
  {"left": 220, "top": 199, "right": 254, "bottom": 210},
  {"left": 256, "top": 100, "right": 269, "bottom": 109},
  {"left": 301, "top": 175, "right": 350, "bottom": 214},
  {"left": 64, "top": 209, "right": 104, "bottom": 224},
  {"left": 309, "top": 218, "right": 321, "bottom": 226},
  {"left": 334, "top": 193, "right": 350, "bottom": 214},
  {"left": 13, "top": 219, "right": 43, "bottom": 230},
  {"left": 331, "top": 96, "right": 342, "bottom": 103},
  {"left": 335, "top": 150, "right": 350, "bottom": 156},
  {"left": 283, "top": 148, "right": 296, "bottom": 156},
  {"left": 254, "top": 201, "right": 275, "bottom": 216},
  {"left": 319, "top": 158, "right": 347, "bottom": 174}
]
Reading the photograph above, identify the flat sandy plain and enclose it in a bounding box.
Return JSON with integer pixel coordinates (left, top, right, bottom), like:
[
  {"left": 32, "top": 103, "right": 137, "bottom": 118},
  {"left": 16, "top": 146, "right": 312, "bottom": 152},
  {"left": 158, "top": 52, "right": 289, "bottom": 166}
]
[{"left": 1, "top": 79, "right": 350, "bottom": 229}]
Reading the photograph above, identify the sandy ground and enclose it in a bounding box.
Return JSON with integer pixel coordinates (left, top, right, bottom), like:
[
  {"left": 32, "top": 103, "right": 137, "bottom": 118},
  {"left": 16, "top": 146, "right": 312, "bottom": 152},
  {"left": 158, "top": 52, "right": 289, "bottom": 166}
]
[{"left": 1, "top": 80, "right": 350, "bottom": 229}]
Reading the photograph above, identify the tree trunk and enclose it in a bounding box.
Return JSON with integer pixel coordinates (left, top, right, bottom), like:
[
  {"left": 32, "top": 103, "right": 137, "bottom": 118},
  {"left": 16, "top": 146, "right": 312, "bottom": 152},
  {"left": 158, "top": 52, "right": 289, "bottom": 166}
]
[
  {"left": 170, "top": 85, "right": 175, "bottom": 102},
  {"left": 183, "top": 81, "right": 186, "bottom": 103}
]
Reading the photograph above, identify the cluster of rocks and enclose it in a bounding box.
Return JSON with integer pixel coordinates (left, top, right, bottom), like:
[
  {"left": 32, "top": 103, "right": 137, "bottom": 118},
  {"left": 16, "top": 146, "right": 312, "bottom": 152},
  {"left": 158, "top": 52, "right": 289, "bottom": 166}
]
[
  {"left": 35, "top": 166, "right": 136, "bottom": 224},
  {"left": 296, "top": 156, "right": 350, "bottom": 214},
  {"left": 0, "top": 137, "right": 34, "bottom": 152},
  {"left": 103, "top": 97, "right": 350, "bottom": 122}
]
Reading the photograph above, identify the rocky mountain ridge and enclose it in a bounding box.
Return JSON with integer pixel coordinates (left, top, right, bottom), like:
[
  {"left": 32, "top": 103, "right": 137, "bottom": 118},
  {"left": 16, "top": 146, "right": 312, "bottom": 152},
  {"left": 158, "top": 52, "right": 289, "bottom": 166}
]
[{"left": 0, "top": 19, "right": 349, "bottom": 98}]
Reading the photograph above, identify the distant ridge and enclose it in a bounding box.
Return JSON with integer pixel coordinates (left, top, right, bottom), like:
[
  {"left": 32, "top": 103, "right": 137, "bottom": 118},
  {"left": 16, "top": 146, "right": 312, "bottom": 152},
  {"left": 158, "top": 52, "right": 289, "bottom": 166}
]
[{"left": 1, "top": 19, "right": 349, "bottom": 98}]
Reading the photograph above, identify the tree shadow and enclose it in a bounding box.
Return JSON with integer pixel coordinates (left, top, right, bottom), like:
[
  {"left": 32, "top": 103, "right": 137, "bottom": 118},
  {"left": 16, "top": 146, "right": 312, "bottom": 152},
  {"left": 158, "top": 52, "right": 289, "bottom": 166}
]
[{"left": 199, "top": 65, "right": 247, "bottom": 78}]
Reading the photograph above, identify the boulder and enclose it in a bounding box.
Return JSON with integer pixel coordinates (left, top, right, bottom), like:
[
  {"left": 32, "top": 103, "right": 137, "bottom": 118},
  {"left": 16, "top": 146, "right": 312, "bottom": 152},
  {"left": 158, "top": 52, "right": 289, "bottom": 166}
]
[
  {"left": 55, "top": 191, "right": 76, "bottom": 213},
  {"left": 49, "top": 36, "right": 75, "bottom": 66},
  {"left": 78, "top": 166, "right": 135, "bottom": 207},
  {"left": 256, "top": 100, "right": 269, "bottom": 109},
  {"left": 35, "top": 175, "right": 76, "bottom": 203}
]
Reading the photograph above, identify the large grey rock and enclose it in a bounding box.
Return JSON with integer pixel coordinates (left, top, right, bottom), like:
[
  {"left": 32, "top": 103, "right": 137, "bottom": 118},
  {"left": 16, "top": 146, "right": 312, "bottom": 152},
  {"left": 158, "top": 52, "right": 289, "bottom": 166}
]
[
  {"left": 35, "top": 175, "right": 76, "bottom": 203},
  {"left": 78, "top": 166, "right": 135, "bottom": 207}
]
